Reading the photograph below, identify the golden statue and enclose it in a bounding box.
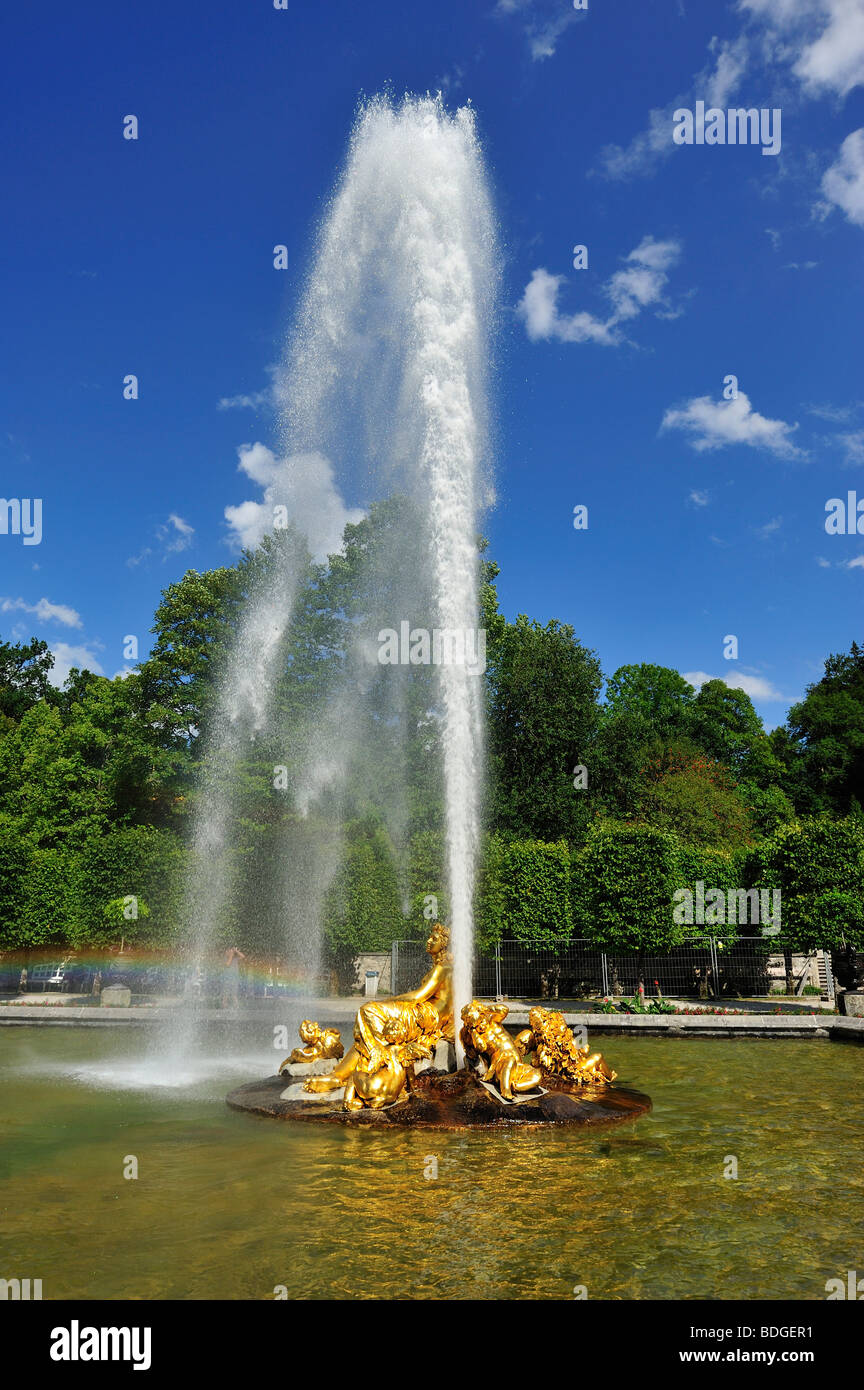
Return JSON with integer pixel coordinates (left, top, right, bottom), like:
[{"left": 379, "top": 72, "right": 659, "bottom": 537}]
[
  {"left": 515, "top": 1006, "right": 616, "bottom": 1086},
  {"left": 394, "top": 920, "right": 454, "bottom": 1038},
  {"left": 460, "top": 999, "right": 543, "bottom": 1100},
  {"left": 279, "top": 1020, "right": 344, "bottom": 1072},
  {"left": 343, "top": 1000, "right": 440, "bottom": 1111},
  {"left": 303, "top": 924, "right": 452, "bottom": 1110}
]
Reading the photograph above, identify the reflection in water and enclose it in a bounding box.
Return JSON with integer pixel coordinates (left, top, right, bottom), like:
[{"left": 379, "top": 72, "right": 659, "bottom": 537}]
[{"left": 1, "top": 1026, "right": 862, "bottom": 1300}]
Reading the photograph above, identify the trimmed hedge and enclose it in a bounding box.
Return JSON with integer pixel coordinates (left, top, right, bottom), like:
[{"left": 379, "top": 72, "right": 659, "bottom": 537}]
[
  {"left": 751, "top": 816, "right": 864, "bottom": 952},
  {"left": 476, "top": 836, "right": 572, "bottom": 949},
  {"left": 574, "top": 822, "right": 684, "bottom": 952}
]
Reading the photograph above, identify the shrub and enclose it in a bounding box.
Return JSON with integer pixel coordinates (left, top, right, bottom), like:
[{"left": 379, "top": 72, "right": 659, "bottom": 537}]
[{"left": 575, "top": 822, "right": 683, "bottom": 952}]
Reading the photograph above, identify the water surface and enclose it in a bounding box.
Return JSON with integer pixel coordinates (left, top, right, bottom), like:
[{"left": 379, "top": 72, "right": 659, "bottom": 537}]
[{"left": 1, "top": 1026, "right": 861, "bottom": 1300}]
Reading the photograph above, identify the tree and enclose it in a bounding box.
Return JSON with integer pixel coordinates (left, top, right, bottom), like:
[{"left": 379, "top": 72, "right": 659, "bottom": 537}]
[
  {"left": 688, "top": 679, "right": 781, "bottom": 786},
  {"left": 603, "top": 664, "right": 695, "bottom": 741},
  {"left": 323, "top": 819, "right": 402, "bottom": 959},
  {"left": 487, "top": 616, "right": 602, "bottom": 842},
  {"left": 636, "top": 745, "right": 753, "bottom": 849},
  {"left": 475, "top": 838, "right": 573, "bottom": 949},
  {"left": 0, "top": 636, "right": 54, "bottom": 722},
  {"left": 782, "top": 640, "right": 864, "bottom": 815},
  {"left": 575, "top": 822, "right": 684, "bottom": 953},
  {"left": 591, "top": 665, "right": 696, "bottom": 821},
  {"left": 137, "top": 563, "right": 249, "bottom": 749},
  {"left": 754, "top": 816, "right": 864, "bottom": 990}
]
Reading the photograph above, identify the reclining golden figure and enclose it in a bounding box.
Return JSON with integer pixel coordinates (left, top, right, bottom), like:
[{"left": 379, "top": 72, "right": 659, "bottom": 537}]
[
  {"left": 460, "top": 999, "right": 543, "bottom": 1100},
  {"left": 302, "top": 922, "right": 452, "bottom": 1109}
]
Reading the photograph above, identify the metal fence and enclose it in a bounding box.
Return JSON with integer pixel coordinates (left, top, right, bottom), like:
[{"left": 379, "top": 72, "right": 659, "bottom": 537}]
[{"left": 390, "top": 936, "right": 826, "bottom": 1001}]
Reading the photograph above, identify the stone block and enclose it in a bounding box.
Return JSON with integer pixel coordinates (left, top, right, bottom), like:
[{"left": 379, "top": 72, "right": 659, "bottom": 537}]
[
  {"left": 101, "top": 985, "right": 131, "bottom": 1007},
  {"left": 279, "top": 1056, "right": 340, "bottom": 1080},
  {"left": 280, "top": 1081, "right": 342, "bottom": 1103}
]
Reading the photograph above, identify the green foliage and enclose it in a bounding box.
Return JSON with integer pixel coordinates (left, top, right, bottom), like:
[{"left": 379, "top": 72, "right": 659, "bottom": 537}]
[
  {"left": 487, "top": 615, "right": 602, "bottom": 843},
  {"left": 604, "top": 664, "right": 695, "bottom": 741},
  {"left": 738, "top": 782, "right": 795, "bottom": 838},
  {"left": 475, "top": 838, "right": 572, "bottom": 949},
  {"left": 323, "top": 820, "right": 403, "bottom": 956},
  {"left": 617, "top": 994, "right": 678, "bottom": 1015},
  {"left": 753, "top": 816, "right": 864, "bottom": 952},
  {"left": 403, "top": 830, "right": 448, "bottom": 937},
  {"left": 10, "top": 846, "right": 71, "bottom": 950},
  {"left": 0, "top": 637, "right": 55, "bottom": 722},
  {"left": 782, "top": 640, "right": 864, "bottom": 816},
  {"left": 636, "top": 745, "right": 753, "bottom": 849},
  {"left": 0, "top": 524, "right": 860, "bottom": 965},
  {"left": 67, "top": 828, "right": 183, "bottom": 949},
  {"left": 575, "top": 822, "right": 684, "bottom": 952},
  {"left": 474, "top": 833, "right": 508, "bottom": 951}
]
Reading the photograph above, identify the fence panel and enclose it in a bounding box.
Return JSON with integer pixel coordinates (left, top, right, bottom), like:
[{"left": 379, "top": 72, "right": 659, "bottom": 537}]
[{"left": 389, "top": 936, "right": 797, "bottom": 1000}]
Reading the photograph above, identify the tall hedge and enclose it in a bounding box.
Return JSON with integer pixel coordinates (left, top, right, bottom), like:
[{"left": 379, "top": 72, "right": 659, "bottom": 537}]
[
  {"left": 477, "top": 838, "right": 573, "bottom": 949},
  {"left": 752, "top": 816, "right": 864, "bottom": 952},
  {"left": 574, "top": 822, "right": 683, "bottom": 951},
  {"left": 673, "top": 843, "right": 748, "bottom": 940},
  {"left": 322, "top": 820, "right": 402, "bottom": 955}
]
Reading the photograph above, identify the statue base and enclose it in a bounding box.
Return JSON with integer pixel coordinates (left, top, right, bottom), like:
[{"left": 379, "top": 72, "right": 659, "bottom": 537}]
[{"left": 227, "top": 1067, "right": 652, "bottom": 1129}]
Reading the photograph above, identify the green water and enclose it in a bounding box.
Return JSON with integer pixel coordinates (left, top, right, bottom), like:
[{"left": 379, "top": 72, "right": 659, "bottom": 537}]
[{"left": 1, "top": 1025, "right": 861, "bottom": 1301}]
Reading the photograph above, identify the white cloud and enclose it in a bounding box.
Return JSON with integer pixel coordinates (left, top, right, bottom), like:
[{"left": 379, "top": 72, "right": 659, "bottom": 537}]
[
  {"left": 217, "top": 390, "right": 272, "bottom": 412},
  {"left": 0, "top": 597, "right": 82, "bottom": 628},
  {"left": 517, "top": 269, "right": 617, "bottom": 344},
  {"left": 49, "top": 643, "right": 105, "bottom": 686},
  {"left": 128, "top": 513, "right": 195, "bottom": 567},
  {"left": 597, "top": 37, "right": 748, "bottom": 180},
  {"left": 740, "top": 0, "right": 864, "bottom": 99},
  {"left": 600, "top": 4, "right": 864, "bottom": 183},
  {"left": 808, "top": 400, "right": 862, "bottom": 421},
  {"left": 837, "top": 429, "right": 864, "bottom": 463},
  {"left": 224, "top": 444, "right": 365, "bottom": 561},
  {"left": 706, "top": 34, "right": 751, "bottom": 106},
  {"left": 158, "top": 514, "right": 194, "bottom": 554},
  {"left": 821, "top": 128, "right": 864, "bottom": 227},
  {"left": 606, "top": 237, "right": 682, "bottom": 320},
  {"left": 217, "top": 363, "right": 283, "bottom": 413},
  {"left": 518, "top": 236, "right": 682, "bottom": 346},
  {"left": 684, "top": 669, "right": 786, "bottom": 701},
  {"left": 495, "top": 0, "right": 585, "bottom": 61},
  {"left": 689, "top": 489, "right": 710, "bottom": 506},
  {"left": 757, "top": 515, "right": 783, "bottom": 536},
  {"left": 661, "top": 390, "right": 804, "bottom": 458},
  {"left": 815, "top": 553, "right": 864, "bottom": 568}
]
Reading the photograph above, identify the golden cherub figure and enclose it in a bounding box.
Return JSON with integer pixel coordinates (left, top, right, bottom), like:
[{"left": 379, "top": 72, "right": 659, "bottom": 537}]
[
  {"left": 304, "top": 923, "right": 452, "bottom": 1109},
  {"left": 279, "top": 1019, "right": 344, "bottom": 1073},
  {"left": 515, "top": 1006, "right": 616, "bottom": 1086},
  {"left": 460, "top": 999, "right": 543, "bottom": 1101},
  {"left": 343, "top": 1000, "right": 441, "bottom": 1111}
]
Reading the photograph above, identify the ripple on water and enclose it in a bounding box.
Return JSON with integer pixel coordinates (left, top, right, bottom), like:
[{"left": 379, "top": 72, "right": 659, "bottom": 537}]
[{"left": 1, "top": 1028, "right": 862, "bottom": 1300}]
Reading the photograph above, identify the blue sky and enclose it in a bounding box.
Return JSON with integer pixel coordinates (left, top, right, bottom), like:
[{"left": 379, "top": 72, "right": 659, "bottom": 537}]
[{"left": 1, "top": 0, "right": 863, "bottom": 727}]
